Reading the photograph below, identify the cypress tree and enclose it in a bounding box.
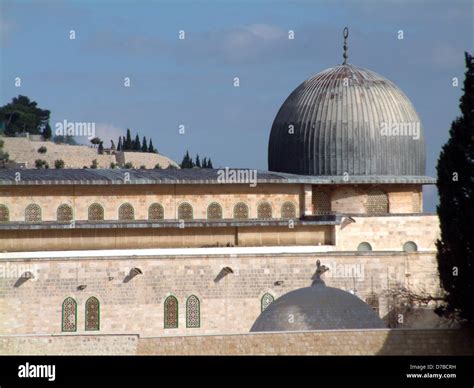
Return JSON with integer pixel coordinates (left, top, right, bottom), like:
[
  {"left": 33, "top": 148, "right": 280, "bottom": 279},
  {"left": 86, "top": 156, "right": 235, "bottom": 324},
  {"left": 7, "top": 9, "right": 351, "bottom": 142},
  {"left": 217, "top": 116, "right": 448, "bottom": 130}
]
[
  {"left": 436, "top": 52, "right": 474, "bottom": 322},
  {"left": 117, "top": 137, "right": 122, "bottom": 151},
  {"left": 148, "top": 139, "right": 155, "bottom": 153},
  {"left": 134, "top": 134, "right": 141, "bottom": 151},
  {"left": 195, "top": 154, "right": 201, "bottom": 168},
  {"left": 207, "top": 158, "right": 213, "bottom": 169},
  {"left": 141, "top": 136, "right": 148, "bottom": 152},
  {"left": 125, "top": 129, "right": 132, "bottom": 150}
]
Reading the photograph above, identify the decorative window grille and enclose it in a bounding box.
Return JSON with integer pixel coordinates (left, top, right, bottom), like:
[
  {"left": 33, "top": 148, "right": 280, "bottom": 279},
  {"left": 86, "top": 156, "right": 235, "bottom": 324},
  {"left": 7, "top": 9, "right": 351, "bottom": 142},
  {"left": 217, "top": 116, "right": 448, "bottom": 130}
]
[
  {"left": 261, "top": 293, "right": 274, "bottom": 312},
  {"left": 0, "top": 205, "right": 9, "bottom": 222},
  {"left": 85, "top": 297, "right": 100, "bottom": 331},
  {"left": 178, "top": 203, "right": 193, "bottom": 220},
  {"left": 366, "top": 189, "right": 389, "bottom": 214},
  {"left": 281, "top": 202, "right": 296, "bottom": 219},
  {"left": 25, "top": 204, "right": 41, "bottom": 222},
  {"left": 186, "top": 295, "right": 200, "bottom": 328},
  {"left": 207, "top": 202, "right": 223, "bottom": 219},
  {"left": 403, "top": 241, "right": 418, "bottom": 252},
  {"left": 313, "top": 191, "right": 331, "bottom": 214},
  {"left": 233, "top": 202, "right": 249, "bottom": 219},
  {"left": 164, "top": 295, "right": 178, "bottom": 328},
  {"left": 118, "top": 203, "right": 134, "bottom": 220},
  {"left": 88, "top": 203, "right": 104, "bottom": 221},
  {"left": 62, "top": 297, "right": 77, "bottom": 332},
  {"left": 357, "top": 242, "right": 372, "bottom": 252},
  {"left": 57, "top": 204, "right": 73, "bottom": 222},
  {"left": 257, "top": 202, "right": 272, "bottom": 219},
  {"left": 148, "top": 203, "right": 164, "bottom": 220}
]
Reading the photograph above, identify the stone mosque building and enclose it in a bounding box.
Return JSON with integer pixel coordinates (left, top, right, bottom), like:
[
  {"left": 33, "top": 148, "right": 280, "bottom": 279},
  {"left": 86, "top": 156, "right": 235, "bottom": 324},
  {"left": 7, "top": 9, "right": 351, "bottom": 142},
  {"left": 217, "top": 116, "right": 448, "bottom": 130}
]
[{"left": 0, "top": 30, "right": 443, "bottom": 348}]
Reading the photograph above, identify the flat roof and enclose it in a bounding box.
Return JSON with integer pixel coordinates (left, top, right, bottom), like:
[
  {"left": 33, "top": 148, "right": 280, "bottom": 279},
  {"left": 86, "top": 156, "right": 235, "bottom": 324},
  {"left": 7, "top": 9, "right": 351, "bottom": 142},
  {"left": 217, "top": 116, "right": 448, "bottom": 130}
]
[{"left": 0, "top": 168, "right": 436, "bottom": 185}]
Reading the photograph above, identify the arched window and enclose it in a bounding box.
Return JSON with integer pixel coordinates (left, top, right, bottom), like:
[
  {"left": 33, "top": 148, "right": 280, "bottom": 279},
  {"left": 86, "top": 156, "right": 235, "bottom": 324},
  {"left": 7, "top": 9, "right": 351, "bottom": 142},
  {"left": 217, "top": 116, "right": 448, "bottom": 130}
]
[
  {"left": 366, "top": 189, "right": 389, "bottom": 214},
  {"left": 61, "top": 297, "right": 77, "bottom": 332},
  {"left": 261, "top": 293, "right": 274, "bottom": 312},
  {"left": 25, "top": 204, "right": 41, "bottom": 222},
  {"left": 313, "top": 190, "right": 331, "bottom": 214},
  {"left": 177, "top": 202, "right": 193, "bottom": 220},
  {"left": 233, "top": 202, "right": 249, "bottom": 219},
  {"left": 148, "top": 203, "right": 164, "bottom": 220},
  {"left": 403, "top": 241, "right": 418, "bottom": 252},
  {"left": 164, "top": 295, "right": 178, "bottom": 328},
  {"left": 57, "top": 204, "right": 73, "bottom": 222},
  {"left": 357, "top": 242, "right": 372, "bottom": 252},
  {"left": 88, "top": 203, "right": 104, "bottom": 221},
  {"left": 0, "top": 205, "right": 9, "bottom": 222},
  {"left": 186, "top": 295, "right": 200, "bottom": 328},
  {"left": 85, "top": 297, "right": 100, "bottom": 331},
  {"left": 281, "top": 202, "right": 296, "bottom": 219},
  {"left": 257, "top": 202, "right": 272, "bottom": 219},
  {"left": 118, "top": 203, "right": 134, "bottom": 220},
  {"left": 207, "top": 202, "right": 222, "bottom": 219}
]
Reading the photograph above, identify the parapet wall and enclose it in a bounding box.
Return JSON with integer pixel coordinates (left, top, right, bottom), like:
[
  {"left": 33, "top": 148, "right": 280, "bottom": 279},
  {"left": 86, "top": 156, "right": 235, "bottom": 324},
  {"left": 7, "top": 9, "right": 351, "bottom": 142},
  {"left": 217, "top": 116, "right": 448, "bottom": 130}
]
[{"left": 1, "top": 329, "right": 472, "bottom": 355}]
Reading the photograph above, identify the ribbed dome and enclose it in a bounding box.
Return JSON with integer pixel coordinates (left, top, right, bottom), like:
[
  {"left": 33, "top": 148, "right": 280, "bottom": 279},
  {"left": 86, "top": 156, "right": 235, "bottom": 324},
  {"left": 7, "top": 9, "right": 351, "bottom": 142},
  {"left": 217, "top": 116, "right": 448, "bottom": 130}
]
[
  {"left": 251, "top": 282, "right": 385, "bottom": 332},
  {"left": 268, "top": 64, "right": 426, "bottom": 176}
]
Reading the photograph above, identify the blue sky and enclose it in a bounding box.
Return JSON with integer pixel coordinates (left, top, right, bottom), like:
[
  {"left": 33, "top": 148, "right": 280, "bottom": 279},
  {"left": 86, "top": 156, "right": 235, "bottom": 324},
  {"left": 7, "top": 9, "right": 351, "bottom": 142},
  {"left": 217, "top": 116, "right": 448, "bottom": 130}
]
[{"left": 0, "top": 0, "right": 472, "bottom": 212}]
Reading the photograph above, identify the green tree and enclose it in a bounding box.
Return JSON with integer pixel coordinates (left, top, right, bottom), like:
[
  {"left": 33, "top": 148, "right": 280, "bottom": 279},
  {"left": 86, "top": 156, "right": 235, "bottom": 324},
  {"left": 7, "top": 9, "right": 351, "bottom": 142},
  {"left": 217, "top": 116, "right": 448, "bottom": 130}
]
[
  {"left": 90, "top": 159, "right": 99, "bottom": 169},
  {"left": 195, "top": 154, "right": 201, "bottom": 168},
  {"left": 43, "top": 123, "right": 52, "bottom": 140},
  {"left": 117, "top": 137, "right": 123, "bottom": 151},
  {"left": 54, "top": 159, "right": 65, "bottom": 169},
  {"left": 0, "top": 95, "right": 50, "bottom": 136},
  {"left": 90, "top": 137, "right": 101, "bottom": 148},
  {"left": 0, "top": 139, "right": 10, "bottom": 167},
  {"left": 207, "top": 158, "right": 213, "bottom": 168},
  {"left": 35, "top": 159, "right": 49, "bottom": 169},
  {"left": 133, "top": 134, "right": 141, "bottom": 151},
  {"left": 98, "top": 141, "right": 104, "bottom": 155},
  {"left": 436, "top": 52, "right": 474, "bottom": 323},
  {"left": 125, "top": 129, "right": 132, "bottom": 150},
  {"left": 37, "top": 146, "right": 47, "bottom": 154},
  {"left": 180, "top": 150, "right": 194, "bottom": 169},
  {"left": 141, "top": 136, "right": 148, "bottom": 152},
  {"left": 148, "top": 139, "right": 155, "bottom": 153}
]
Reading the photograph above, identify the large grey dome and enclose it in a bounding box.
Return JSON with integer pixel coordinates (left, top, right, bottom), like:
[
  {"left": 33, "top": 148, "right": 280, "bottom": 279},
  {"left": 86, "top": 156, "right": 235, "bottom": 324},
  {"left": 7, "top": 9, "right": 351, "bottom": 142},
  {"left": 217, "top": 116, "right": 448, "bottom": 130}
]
[
  {"left": 268, "top": 64, "right": 426, "bottom": 176},
  {"left": 250, "top": 262, "right": 385, "bottom": 332}
]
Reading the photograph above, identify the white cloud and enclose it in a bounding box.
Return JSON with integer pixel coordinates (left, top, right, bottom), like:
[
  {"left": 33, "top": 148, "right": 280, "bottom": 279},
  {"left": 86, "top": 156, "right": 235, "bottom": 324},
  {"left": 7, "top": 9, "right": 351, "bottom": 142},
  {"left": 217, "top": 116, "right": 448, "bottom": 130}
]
[{"left": 94, "top": 123, "right": 124, "bottom": 148}]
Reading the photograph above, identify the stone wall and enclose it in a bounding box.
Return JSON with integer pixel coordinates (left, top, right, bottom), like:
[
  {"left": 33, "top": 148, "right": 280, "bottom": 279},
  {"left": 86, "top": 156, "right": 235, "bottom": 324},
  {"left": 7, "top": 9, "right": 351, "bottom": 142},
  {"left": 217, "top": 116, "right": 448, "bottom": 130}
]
[
  {"left": 1, "top": 328, "right": 472, "bottom": 355},
  {"left": 0, "top": 183, "right": 303, "bottom": 222},
  {"left": 335, "top": 214, "right": 439, "bottom": 251},
  {"left": 1, "top": 137, "right": 178, "bottom": 169},
  {"left": 0, "top": 251, "right": 440, "bottom": 337}
]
